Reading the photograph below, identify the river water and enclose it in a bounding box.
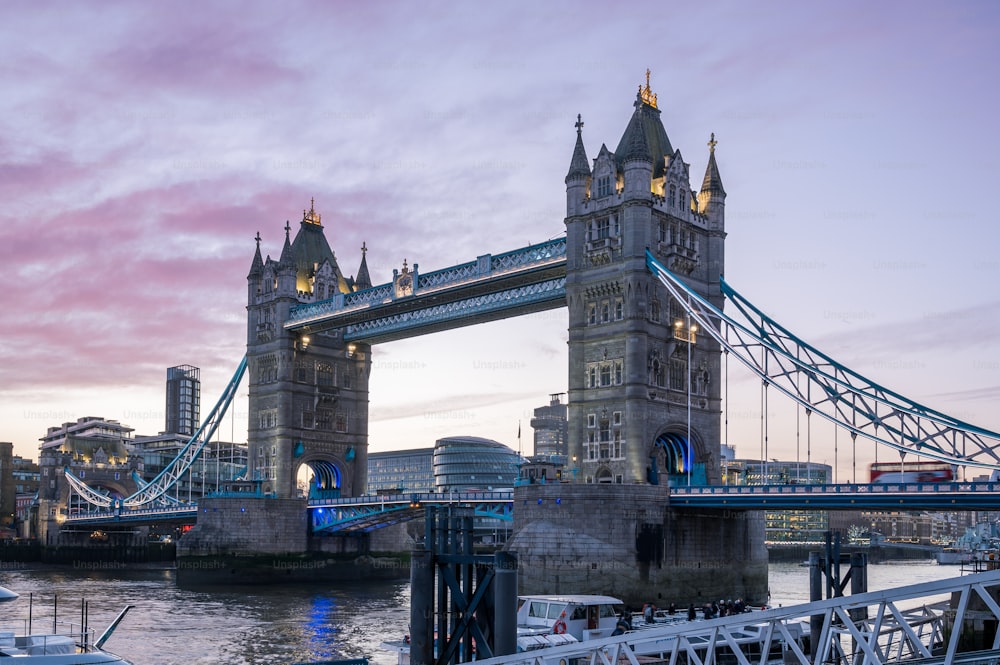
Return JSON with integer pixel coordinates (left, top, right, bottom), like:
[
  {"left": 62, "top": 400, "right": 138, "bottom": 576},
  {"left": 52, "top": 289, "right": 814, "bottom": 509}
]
[{"left": 0, "top": 560, "right": 954, "bottom": 665}]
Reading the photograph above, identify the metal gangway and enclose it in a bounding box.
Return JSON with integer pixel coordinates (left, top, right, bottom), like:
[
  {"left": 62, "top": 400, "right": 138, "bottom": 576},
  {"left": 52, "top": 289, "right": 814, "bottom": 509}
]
[{"left": 473, "top": 569, "right": 1000, "bottom": 665}]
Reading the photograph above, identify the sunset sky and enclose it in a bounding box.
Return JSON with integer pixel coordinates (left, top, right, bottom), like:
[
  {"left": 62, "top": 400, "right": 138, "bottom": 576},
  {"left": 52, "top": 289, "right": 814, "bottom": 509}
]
[{"left": 2, "top": 1, "right": 999, "bottom": 480}]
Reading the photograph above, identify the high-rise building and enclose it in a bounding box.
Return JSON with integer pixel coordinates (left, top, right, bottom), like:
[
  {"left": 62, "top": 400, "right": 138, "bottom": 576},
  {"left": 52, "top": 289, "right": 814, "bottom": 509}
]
[
  {"left": 530, "top": 393, "right": 568, "bottom": 458},
  {"left": 165, "top": 365, "right": 200, "bottom": 437}
]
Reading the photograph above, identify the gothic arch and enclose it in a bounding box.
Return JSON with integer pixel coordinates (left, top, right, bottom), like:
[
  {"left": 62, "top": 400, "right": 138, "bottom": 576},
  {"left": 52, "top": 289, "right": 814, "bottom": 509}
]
[
  {"left": 648, "top": 427, "right": 703, "bottom": 485},
  {"left": 594, "top": 466, "right": 613, "bottom": 483},
  {"left": 294, "top": 454, "right": 345, "bottom": 500}
]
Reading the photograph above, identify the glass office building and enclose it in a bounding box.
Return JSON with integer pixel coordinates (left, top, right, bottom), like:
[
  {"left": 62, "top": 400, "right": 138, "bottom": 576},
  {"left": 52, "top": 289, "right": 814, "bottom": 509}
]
[
  {"left": 367, "top": 447, "right": 436, "bottom": 494},
  {"left": 433, "top": 436, "right": 521, "bottom": 492}
]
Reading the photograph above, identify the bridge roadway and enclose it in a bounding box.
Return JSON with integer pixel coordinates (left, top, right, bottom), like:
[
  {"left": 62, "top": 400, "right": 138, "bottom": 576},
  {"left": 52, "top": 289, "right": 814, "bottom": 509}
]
[{"left": 60, "top": 481, "right": 1000, "bottom": 530}]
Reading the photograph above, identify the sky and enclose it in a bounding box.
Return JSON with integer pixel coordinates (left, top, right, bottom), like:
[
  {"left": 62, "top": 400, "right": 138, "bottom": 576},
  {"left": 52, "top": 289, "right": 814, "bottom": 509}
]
[{"left": 2, "top": 1, "right": 999, "bottom": 480}]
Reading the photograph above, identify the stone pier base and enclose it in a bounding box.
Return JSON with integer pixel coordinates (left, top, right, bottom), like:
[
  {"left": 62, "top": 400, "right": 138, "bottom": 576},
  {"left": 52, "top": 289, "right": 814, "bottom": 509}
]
[
  {"left": 504, "top": 483, "right": 768, "bottom": 608},
  {"left": 176, "top": 496, "right": 412, "bottom": 584}
]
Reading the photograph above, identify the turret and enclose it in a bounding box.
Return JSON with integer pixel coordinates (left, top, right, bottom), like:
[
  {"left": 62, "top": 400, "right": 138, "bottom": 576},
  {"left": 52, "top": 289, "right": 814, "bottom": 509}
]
[
  {"left": 565, "top": 114, "right": 591, "bottom": 217},
  {"left": 620, "top": 105, "right": 653, "bottom": 200},
  {"left": 697, "top": 133, "right": 726, "bottom": 230},
  {"left": 355, "top": 242, "right": 372, "bottom": 291},
  {"left": 247, "top": 231, "right": 264, "bottom": 302},
  {"left": 276, "top": 221, "right": 297, "bottom": 296}
]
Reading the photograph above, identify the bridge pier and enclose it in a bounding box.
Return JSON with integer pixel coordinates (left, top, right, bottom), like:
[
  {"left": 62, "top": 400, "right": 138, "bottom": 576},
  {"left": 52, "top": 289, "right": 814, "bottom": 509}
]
[
  {"left": 176, "top": 496, "right": 413, "bottom": 584},
  {"left": 505, "top": 483, "right": 768, "bottom": 608}
]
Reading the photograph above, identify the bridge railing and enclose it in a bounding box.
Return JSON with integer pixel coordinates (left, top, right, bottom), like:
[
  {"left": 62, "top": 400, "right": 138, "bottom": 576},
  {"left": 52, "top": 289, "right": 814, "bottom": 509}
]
[
  {"left": 307, "top": 490, "right": 513, "bottom": 508},
  {"left": 473, "top": 569, "right": 1000, "bottom": 665},
  {"left": 670, "top": 481, "right": 1000, "bottom": 496}
]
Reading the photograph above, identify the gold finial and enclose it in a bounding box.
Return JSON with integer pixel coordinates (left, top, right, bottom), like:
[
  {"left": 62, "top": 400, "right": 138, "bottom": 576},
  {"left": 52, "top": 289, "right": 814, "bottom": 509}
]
[
  {"left": 640, "top": 69, "right": 658, "bottom": 109},
  {"left": 708, "top": 132, "right": 718, "bottom": 153},
  {"left": 303, "top": 198, "right": 322, "bottom": 225}
]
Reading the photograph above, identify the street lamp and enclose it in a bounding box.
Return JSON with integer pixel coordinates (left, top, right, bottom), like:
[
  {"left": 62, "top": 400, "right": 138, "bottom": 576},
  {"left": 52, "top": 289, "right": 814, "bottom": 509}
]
[{"left": 679, "top": 315, "right": 698, "bottom": 486}]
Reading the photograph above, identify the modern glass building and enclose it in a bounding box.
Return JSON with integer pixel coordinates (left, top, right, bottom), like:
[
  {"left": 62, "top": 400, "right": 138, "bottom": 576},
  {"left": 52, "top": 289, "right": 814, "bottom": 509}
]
[
  {"left": 433, "top": 436, "right": 521, "bottom": 492},
  {"left": 367, "top": 447, "right": 435, "bottom": 494}
]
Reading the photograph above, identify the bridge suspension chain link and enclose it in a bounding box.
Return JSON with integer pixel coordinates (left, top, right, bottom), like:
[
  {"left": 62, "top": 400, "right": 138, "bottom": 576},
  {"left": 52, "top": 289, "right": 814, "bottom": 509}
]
[{"left": 646, "top": 250, "right": 1000, "bottom": 471}]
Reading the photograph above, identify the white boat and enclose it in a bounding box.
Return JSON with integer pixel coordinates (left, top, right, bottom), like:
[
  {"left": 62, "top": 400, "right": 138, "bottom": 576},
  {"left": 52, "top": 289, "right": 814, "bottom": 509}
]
[
  {"left": 380, "top": 594, "right": 629, "bottom": 664},
  {"left": 0, "top": 585, "right": 134, "bottom": 664},
  {"left": 516, "top": 594, "right": 626, "bottom": 644}
]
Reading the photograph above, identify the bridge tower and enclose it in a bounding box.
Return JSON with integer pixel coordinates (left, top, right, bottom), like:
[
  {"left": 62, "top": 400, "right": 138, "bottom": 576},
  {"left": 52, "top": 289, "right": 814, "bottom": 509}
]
[
  {"left": 565, "top": 72, "right": 727, "bottom": 486},
  {"left": 506, "top": 75, "right": 763, "bottom": 607},
  {"left": 246, "top": 202, "right": 372, "bottom": 499}
]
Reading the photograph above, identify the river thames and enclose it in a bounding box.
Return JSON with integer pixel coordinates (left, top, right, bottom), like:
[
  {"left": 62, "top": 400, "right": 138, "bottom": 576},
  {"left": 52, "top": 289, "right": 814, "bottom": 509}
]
[{"left": 0, "top": 559, "right": 954, "bottom": 665}]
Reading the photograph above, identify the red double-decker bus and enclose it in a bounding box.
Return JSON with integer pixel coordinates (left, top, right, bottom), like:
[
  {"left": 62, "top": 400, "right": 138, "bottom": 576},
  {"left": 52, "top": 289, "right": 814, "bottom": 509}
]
[{"left": 869, "top": 461, "right": 956, "bottom": 483}]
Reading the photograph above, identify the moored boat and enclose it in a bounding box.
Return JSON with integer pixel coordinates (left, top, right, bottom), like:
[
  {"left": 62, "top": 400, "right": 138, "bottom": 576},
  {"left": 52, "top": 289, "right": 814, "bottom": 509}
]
[{"left": 0, "top": 585, "right": 134, "bottom": 664}]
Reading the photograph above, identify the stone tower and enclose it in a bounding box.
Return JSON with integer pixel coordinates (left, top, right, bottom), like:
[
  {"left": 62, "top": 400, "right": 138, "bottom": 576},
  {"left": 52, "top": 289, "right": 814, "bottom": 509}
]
[
  {"left": 564, "top": 73, "right": 727, "bottom": 486},
  {"left": 246, "top": 201, "right": 372, "bottom": 499},
  {"left": 507, "top": 76, "right": 764, "bottom": 607}
]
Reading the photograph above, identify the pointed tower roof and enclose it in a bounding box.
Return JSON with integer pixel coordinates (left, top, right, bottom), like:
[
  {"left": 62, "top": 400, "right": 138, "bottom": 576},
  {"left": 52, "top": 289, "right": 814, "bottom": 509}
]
[
  {"left": 278, "top": 220, "right": 295, "bottom": 268},
  {"left": 701, "top": 133, "right": 726, "bottom": 196},
  {"left": 355, "top": 242, "right": 372, "bottom": 291},
  {"left": 620, "top": 110, "right": 652, "bottom": 163},
  {"left": 289, "top": 198, "right": 344, "bottom": 292},
  {"left": 565, "top": 114, "right": 591, "bottom": 181},
  {"left": 615, "top": 70, "right": 673, "bottom": 177},
  {"left": 248, "top": 231, "right": 264, "bottom": 277}
]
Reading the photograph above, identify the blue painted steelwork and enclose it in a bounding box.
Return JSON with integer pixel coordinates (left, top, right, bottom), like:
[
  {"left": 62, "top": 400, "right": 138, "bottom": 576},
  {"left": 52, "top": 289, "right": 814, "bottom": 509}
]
[
  {"left": 284, "top": 238, "right": 567, "bottom": 343},
  {"left": 59, "top": 480, "right": 1000, "bottom": 527},
  {"left": 646, "top": 249, "right": 1000, "bottom": 472},
  {"left": 308, "top": 491, "right": 513, "bottom": 532},
  {"left": 63, "top": 505, "right": 198, "bottom": 525},
  {"left": 64, "top": 357, "right": 248, "bottom": 511},
  {"left": 669, "top": 481, "right": 1000, "bottom": 510}
]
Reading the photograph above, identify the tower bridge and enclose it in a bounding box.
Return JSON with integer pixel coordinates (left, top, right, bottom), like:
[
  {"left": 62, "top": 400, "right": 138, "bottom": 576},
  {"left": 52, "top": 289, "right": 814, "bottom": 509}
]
[{"left": 60, "top": 73, "right": 1000, "bottom": 603}]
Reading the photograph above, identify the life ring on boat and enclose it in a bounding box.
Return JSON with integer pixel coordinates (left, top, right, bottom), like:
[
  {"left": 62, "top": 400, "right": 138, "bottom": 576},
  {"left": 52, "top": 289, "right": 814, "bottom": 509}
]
[{"left": 553, "top": 619, "right": 567, "bottom": 635}]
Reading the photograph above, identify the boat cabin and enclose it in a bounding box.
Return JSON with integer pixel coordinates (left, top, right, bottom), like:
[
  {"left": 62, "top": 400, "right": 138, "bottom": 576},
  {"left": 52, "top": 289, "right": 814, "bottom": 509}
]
[{"left": 516, "top": 595, "right": 625, "bottom": 641}]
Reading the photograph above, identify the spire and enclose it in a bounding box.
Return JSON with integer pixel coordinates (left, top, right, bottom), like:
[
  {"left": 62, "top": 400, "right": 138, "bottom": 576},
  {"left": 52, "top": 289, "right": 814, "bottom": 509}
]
[
  {"left": 701, "top": 133, "right": 726, "bottom": 195},
  {"left": 639, "top": 68, "right": 658, "bottom": 109},
  {"left": 248, "top": 231, "right": 264, "bottom": 277},
  {"left": 565, "top": 114, "right": 591, "bottom": 181},
  {"left": 278, "top": 220, "right": 294, "bottom": 267},
  {"left": 303, "top": 197, "right": 322, "bottom": 225},
  {"left": 355, "top": 241, "right": 372, "bottom": 290},
  {"left": 621, "top": 110, "right": 652, "bottom": 163},
  {"left": 615, "top": 71, "right": 671, "bottom": 176}
]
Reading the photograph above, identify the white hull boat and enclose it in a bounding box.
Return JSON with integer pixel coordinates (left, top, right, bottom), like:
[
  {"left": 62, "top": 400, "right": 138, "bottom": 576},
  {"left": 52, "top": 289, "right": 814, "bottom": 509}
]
[{"left": 0, "top": 585, "right": 134, "bottom": 664}]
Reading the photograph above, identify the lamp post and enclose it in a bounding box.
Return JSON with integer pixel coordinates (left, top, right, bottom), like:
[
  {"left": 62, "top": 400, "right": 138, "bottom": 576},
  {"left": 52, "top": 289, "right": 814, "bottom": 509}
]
[
  {"left": 571, "top": 455, "right": 578, "bottom": 482},
  {"left": 676, "top": 315, "right": 698, "bottom": 486}
]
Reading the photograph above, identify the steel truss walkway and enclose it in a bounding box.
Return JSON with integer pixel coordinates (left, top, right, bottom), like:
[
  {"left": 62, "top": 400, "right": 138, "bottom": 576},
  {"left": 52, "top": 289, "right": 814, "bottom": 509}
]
[
  {"left": 284, "top": 238, "right": 567, "bottom": 343},
  {"left": 473, "top": 569, "right": 1000, "bottom": 665}
]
